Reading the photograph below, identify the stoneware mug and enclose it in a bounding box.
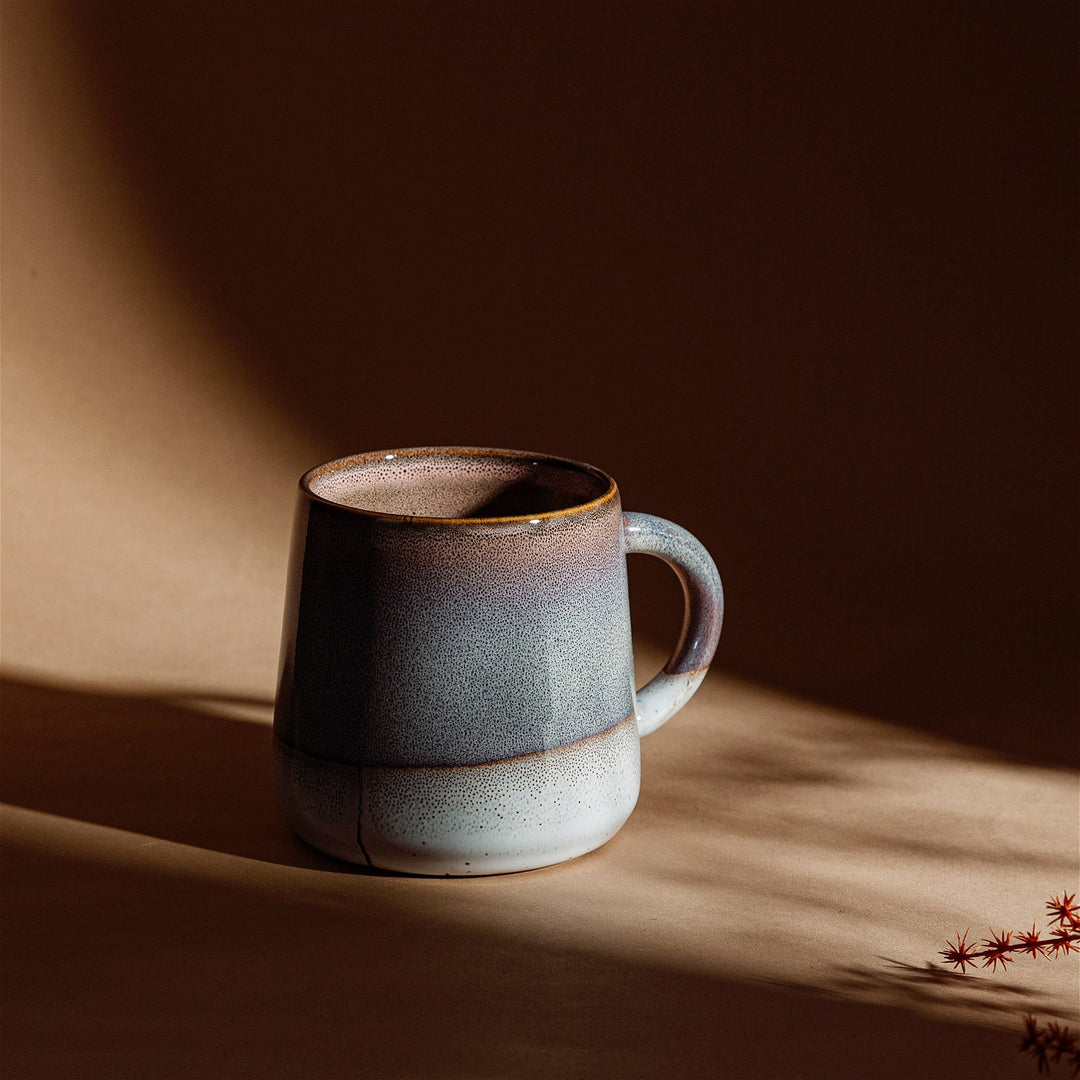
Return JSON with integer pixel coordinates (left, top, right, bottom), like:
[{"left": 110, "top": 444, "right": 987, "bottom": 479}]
[{"left": 274, "top": 447, "right": 723, "bottom": 875}]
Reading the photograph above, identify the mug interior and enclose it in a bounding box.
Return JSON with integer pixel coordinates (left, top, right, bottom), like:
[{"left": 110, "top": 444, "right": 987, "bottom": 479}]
[{"left": 305, "top": 448, "right": 613, "bottom": 520}]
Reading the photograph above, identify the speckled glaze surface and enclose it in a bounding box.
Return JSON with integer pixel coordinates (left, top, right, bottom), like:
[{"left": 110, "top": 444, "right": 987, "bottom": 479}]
[{"left": 273, "top": 448, "right": 723, "bottom": 875}]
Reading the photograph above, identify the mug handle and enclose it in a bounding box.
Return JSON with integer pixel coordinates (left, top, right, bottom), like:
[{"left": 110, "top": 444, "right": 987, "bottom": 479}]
[{"left": 622, "top": 512, "right": 725, "bottom": 737}]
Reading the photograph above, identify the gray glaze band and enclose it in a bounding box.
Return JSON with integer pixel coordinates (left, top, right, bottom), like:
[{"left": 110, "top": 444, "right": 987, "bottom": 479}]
[
  {"left": 273, "top": 448, "right": 724, "bottom": 874},
  {"left": 276, "top": 487, "right": 636, "bottom": 768}
]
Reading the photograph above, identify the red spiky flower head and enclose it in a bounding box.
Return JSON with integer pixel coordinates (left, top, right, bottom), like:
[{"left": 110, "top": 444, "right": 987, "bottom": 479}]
[
  {"left": 980, "top": 928, "right": 1015, "bottom": 973},
  {"left": 1047, "top": 924, "right": 1077, "bottom": 958},
  {"left": 1046, "top": 891, "right": 1079, "bottom": 929},
  {"left": 1016, "top": 921, "right": 1048, "bottom": 958},
  {"left": 940, "top": 929, "right": 980, "bottom": 974}
]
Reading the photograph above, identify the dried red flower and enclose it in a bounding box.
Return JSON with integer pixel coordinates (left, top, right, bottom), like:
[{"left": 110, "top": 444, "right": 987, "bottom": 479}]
[
  {"left": 1046, "top": 892, "right": 1080, "bottom": 930},
  {"left": 1047, "top": 924, "right": 1078, "bottom": 958},
  {"left": 939, "top": 928, "right": 980, "bottom": 973},
  {"left": 1018, "top": 921, "right": 1049, "bottom": 958},
  {"left": 941, "top": 894, "right": 1080, "bottom": 1075},
  {"left": 981, "top": 928, "right": 1015, "bottom": 972}
]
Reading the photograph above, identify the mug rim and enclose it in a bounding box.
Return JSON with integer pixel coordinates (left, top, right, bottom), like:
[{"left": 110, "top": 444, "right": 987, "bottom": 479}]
[{"left": 300, "top": 446, "right": 619, "bottom": 525}]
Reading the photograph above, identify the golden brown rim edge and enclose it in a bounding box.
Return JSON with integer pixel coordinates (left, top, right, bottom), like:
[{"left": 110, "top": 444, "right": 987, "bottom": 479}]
[{"left": 299, "top": 446, "right": 619, "bottom": 525}]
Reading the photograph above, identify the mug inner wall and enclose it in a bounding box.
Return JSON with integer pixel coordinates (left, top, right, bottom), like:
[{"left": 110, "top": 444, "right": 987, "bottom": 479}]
[{"left": 307, "top": 452, "right": 610, "bottom": 519}]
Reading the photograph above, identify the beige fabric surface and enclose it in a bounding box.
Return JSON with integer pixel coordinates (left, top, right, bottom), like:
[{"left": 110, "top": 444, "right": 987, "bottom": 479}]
[{"left": 2, "top": 6, "right": 1076, "bottom": 1078}]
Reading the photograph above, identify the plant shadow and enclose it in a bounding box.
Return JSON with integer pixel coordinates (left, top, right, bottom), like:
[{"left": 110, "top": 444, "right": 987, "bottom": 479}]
[{"left": 825, "top": 957, "right": 1070, "bottom": 1020}]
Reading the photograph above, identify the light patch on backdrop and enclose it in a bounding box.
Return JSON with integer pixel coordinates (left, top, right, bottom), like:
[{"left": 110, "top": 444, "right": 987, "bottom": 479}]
[{"left": 1, "top": 7, "right": 323, "bottom": 694}]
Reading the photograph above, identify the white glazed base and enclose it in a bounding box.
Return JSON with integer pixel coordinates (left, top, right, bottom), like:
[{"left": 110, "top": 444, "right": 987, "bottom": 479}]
[{"left": 273, "top": 716, "right": 641, "bottom": 875}]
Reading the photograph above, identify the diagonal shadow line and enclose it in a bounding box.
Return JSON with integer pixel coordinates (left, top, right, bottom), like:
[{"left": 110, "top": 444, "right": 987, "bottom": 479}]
[
  {"left": 162, "top": 690, "right": 276, "bottom": 707},
  {"left": 5, "top": 670, "right": 1074, "bottom": 882},
  {"left": 0, "top": 673, "right": 361, "bottom": 871}
]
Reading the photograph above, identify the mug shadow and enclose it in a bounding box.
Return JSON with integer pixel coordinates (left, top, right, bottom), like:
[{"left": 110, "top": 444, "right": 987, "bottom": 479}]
[{"left": 0, "top": 674, "right": 371, "bottom": 872}]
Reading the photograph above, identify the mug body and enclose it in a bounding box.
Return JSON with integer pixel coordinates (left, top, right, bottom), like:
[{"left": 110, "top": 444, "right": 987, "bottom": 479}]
[{"left": 273, "top": 448, "right": 640, "bottom": 874}]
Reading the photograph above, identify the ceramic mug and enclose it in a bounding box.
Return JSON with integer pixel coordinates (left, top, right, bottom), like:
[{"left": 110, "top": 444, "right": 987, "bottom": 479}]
[{"left": 273, "top": 447, "right": 723, "bottom": 875}]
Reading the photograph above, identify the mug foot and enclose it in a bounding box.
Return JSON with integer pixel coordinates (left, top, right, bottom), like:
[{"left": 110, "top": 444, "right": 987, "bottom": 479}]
[{"left": 273, "top": 717, "right": 640, "bottom": 876}]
